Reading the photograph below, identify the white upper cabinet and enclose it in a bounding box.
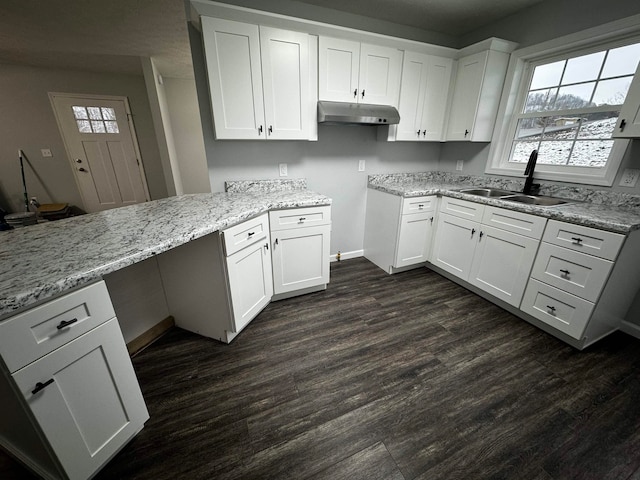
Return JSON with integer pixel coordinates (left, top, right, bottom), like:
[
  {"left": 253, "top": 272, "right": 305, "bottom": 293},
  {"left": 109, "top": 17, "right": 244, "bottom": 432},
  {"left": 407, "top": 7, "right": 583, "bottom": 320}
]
[
  {"left": 612, "top": 62, "right": 640, "bottom": 138},
  {"left": 396, "top": 52, "right": 453, "bottom": 141},
  {"left": 319, "top": 36, "right": 402, "bottom": 106},
  {"left": 201, "top": 17, "right": 314, "bottom": 140},
  {"left": 446, "top": 49, "right": 510, "bottom": 141}
]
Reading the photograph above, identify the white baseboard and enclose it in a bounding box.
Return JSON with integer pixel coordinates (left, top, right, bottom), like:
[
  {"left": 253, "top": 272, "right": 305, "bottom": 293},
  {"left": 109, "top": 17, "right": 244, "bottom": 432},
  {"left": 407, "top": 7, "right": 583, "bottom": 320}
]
[
  {"left": 619, "top": 320, "right": 640, "bottom": 339},
  {"left": 330, "top": 249, "right": 364, "bottom": 262}
]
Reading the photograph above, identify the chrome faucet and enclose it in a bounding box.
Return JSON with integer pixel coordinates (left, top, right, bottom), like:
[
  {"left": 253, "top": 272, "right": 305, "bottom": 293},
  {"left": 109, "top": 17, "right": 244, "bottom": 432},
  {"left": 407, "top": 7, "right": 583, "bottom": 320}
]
[{"left": 523, "top": 149, "right": 540, "bottom": 195}]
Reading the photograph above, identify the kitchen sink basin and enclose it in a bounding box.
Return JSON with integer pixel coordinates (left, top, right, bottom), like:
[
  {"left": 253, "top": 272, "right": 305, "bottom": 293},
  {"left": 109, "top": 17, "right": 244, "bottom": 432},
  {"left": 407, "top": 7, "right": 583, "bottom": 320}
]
[
  {"left": 457, "top": 187, "right": 517, "bottom": 197},
  {"left": 499, "top": 195, "right": 571, "bottom": 206}
]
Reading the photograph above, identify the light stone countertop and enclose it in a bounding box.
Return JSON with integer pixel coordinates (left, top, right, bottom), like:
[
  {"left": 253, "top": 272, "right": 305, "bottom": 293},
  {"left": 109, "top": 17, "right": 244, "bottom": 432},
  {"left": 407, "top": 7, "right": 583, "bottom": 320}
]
[
  {"left": 0, "top": 190, "right": 331, "bottom": 320},
  {"left": 368, "top": 174, "right": 640, "bottom": 234}
]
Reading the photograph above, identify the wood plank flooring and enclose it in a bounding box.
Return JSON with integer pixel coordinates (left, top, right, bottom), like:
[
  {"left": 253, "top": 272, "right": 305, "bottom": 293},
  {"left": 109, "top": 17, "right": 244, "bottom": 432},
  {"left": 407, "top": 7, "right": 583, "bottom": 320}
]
[{"left": 4, "top": 257, "right": 640, "bottom": 479}]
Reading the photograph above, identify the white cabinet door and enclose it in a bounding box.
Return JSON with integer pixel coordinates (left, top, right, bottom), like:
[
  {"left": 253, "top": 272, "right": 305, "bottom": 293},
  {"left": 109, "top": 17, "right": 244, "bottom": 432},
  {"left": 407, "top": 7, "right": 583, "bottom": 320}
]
[
  {"left": 613, "top": 62, "right": 640, "bottom": 138},
  {"left": 12, "top": 318, "right": 148, "bottom": 480},
  {"left": 468, "top": 225, "right": 539, "bottom": 307},
  {"left": 446, "top": 51, "right": 485, "bottom": 141},
  {"left": 395, "top": 212, "right": 435, "bottom": 267},
  {"left": 430, "top": 213, "right": 478, "bottom": 280},
  {"left": 201, "top": 17, "right": 265, "bottom": 140},
  {"left": 446, "top": 49, "right": 509, "bottom": 141},
  {"left": 358, "top": 43, "right": 402, "bottom": 106},
  {"left": 260, "top": 26, "right": 310, "bottom": 140},
  {"left": 396, "top": 52, "right": 453, "bottom": 141},
  {"left": 319, "top": 37, "right": 401, "bottom": 106},
  {"left": 271, "top": 224, "right": 330, "bottom": 295},
  {"left": 226, "top": 239, "right": 273, "bottom": 332}
]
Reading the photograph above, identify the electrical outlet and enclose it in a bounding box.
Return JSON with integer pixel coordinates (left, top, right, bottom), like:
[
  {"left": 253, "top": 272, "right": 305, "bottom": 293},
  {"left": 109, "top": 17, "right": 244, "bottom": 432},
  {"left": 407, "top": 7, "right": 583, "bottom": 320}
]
[
  {"left": 456, "top": 160, "right": 463, "bottom": 171},
  {"left": 619, "top": 168, "right": 640, "bottom": 187},
  {"left": 41, "top": 149, "right": 52, "bottom": 157},
  {"left": 358, "top": 160, "right": 365, "bottom": 172},
  {"left": 279, "top": 163, "right": 288, "bottom": 177}
]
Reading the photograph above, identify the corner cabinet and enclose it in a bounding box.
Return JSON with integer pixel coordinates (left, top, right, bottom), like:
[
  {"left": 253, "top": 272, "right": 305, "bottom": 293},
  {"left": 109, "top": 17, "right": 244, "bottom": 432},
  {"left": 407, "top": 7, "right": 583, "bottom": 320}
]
[
  {"left": 318, "top": 36, "right": 402, "bottom": 106},
  {"left": 612, "top": 62, "right": 640, "bottom": 138},
  {"left": 201, "top": 17, "right": 316, "bottom": 140},
  {"left": 269, "top": 206, "right": 331, "bottom": 298},
  {"left": 0, "top": 281, "right": 148, "bottom": 480},
  {"left": 445, "top": 49, "right": 510, "bottom": 141},
  {"left": 395, "top": 52, "right": 453, "bottom": 141},
  {"left": 364, "top": 189, "right": 437, "bottom": 273},
  {"left": 157, "top": 213, "right": 273, "bottom": 343}
]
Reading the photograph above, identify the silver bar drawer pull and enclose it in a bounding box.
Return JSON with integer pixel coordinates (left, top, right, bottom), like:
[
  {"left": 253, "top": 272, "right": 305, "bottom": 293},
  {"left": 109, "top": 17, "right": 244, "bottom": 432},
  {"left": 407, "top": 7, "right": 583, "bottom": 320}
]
[
  {"left": 32, "top": 378, "right": 54, "bottom": 395},
  {"left": 571, "top": 237, "right": 583, "bottom": 245},
  {"left": 547, "top": 305, "right": 557, "bottom": 315},
  {"left": 56, "top": 318, "right": 78, "bottom": 330}
]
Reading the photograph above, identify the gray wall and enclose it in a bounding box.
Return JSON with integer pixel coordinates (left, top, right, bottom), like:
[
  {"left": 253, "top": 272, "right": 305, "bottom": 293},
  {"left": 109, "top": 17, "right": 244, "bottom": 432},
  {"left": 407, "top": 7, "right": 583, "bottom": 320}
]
[{"left": 0, "top": 63, "right": 167, "bottom": 213}]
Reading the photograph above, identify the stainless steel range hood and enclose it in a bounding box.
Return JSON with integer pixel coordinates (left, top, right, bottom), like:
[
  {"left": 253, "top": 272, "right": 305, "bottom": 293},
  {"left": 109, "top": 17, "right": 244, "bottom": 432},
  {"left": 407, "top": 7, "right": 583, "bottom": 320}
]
[{"left": 317, "top": 101, "right": 400, "bottom": 125}]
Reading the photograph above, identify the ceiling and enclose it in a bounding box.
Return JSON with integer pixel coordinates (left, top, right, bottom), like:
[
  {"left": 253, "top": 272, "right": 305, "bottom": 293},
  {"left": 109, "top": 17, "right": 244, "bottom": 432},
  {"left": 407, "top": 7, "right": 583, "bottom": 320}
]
[{"left": 0, "top": 0, "right": 545, "bottom": 78}]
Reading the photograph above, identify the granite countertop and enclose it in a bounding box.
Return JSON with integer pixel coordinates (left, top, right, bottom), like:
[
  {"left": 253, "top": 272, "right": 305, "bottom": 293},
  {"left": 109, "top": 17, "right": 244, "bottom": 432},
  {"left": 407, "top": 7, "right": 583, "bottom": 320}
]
[
  {"left": 0, "top": 190, "right": 331, "bottom": 320},
  {"left": 368, "top": 173, "right": 640, "bottom": 234}
]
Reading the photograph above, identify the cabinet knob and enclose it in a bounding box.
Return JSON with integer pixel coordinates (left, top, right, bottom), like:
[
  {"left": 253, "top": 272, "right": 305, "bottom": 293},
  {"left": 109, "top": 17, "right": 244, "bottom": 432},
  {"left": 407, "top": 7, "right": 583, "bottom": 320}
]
[
  {"left": 620, "top": 119, "right": 627, "bottom": 131},
  {"left": 471, "top": 228, "right": 476, "bottom": 237},
  {"left": 430, "top": 216, "right": 434, "bottom": 224},
  {"left": 298, "top": 217, "right": 306, "bottom": 223},
  {"left": 361, "top": 90, "right": 365, "bottom": 99},
  {"left": 417, "top": 130, "right": 421, "bottom": 136},
  {"left": 422, "top": 130, "right": 426, "bottom": 137},
  {"left": 78, "top": 167, "right": 87, "bottom": 172},
  {"left": 247, "top": 232, "right": 255, "bottom": 237},
  {"left": 546, "top": 305, "right": 557, "bottom": 315},
  {"left": 464, "top": 129, "right": 469, "bottom": 137},
  {"left": 479, "top": 231, "right": 484, "bottom": 240},
  {"left": 268, "top": 125, "right": 273, "bottom": 135},
  {"left": 258, "top": 125, "right": 263, "bottom": 135},
  {"left": 275, "top": 238, "right": 279, "bottom": 246},
  {"left": 264, "top": 242, "right": 269, "bottom": 251},
  {"left": 353, "top": 89, "right": 357, "bottom": 98},
  {"left": 418, "top": 204, "right": 424, "bottom": 209},
  {"left": 559, "top": 269, "right": 570, "bottom": 278},
  {"left": 75, "top": 159, "right": 82, "bottom": 163},
  {"left": 32, "top": 378, "right": 55, "bottom": 395},
  {"left": 571, "top": 237, "right": 583, "bottom": 245}
]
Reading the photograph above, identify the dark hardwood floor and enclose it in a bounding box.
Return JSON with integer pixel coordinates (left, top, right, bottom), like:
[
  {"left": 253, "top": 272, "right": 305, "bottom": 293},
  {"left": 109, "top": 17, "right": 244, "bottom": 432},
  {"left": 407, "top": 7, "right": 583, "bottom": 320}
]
[{"left": 4, "top": 257, "right": 640, "bottom": 480}]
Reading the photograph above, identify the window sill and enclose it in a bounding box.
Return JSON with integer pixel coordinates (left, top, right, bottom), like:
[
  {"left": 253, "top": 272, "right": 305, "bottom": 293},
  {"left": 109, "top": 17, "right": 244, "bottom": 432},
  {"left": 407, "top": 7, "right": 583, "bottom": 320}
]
[{"left": 485, "top": 165, "right": 615, "bottom": 186}]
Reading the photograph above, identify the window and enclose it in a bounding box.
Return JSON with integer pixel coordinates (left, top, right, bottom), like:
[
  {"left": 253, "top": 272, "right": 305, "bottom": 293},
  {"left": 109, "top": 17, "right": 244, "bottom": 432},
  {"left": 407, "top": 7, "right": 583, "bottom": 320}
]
[
  {"left": 487, "top": 18, "right": 640, "bottom": 186},
  {"left": 72, "top": 106, "right": 120, "bottom": 134}
]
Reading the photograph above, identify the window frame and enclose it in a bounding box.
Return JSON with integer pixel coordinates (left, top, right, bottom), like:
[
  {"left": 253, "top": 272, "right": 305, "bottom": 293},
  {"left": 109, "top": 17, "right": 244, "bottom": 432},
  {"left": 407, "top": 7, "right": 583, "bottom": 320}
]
[{"left": 486, "top": 15, "right": 640, "bottom": 186}]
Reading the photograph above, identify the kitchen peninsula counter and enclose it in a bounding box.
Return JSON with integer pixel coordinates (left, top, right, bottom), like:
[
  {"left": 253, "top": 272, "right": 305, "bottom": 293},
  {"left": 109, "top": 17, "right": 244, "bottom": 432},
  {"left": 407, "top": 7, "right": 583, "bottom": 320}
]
[
  {"left": 0, "top": 190, "right": 331, "bottom": 319},
  {"left": 368, "top": 172, "right": 640, "bottom": 234}
]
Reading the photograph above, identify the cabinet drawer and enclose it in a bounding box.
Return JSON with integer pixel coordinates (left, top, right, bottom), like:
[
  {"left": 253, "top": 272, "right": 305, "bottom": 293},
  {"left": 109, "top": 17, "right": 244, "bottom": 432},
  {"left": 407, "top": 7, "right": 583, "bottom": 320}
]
[
  {"left": 481, "top": 206, "right": 546, "bottom": 239},
  {"left": 222, "top": 213, "right": 269, "bottom": 256},
  {"left": 402, "top": 196, "right": 437, "bottom": 214},
  {"left": 0, "top": 281, "right": 115, "bottom": 373},
  {"left": 530, "top": 243, "right": 613, "bottom": 302},
  {"left": 440, "top": 196, "right": 484, "bottom": 221},
  {"left": 542, "top": 220, "right": 624, "bottom": 261},
  {"left": 269, "top": 206, "right": 331, "bottom": 231},
  {"left": 521, "top": 278, "right": 594, "bottom": 340}
]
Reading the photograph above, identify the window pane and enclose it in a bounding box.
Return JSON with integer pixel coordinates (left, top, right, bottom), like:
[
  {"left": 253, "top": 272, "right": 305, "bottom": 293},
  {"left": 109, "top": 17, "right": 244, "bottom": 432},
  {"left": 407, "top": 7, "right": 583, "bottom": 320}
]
[
  {"left": 542, "top": 116, "right": 580, "bottom": 140},
  {"left": 101, "top": 107, "right": 116, "bottom": 120},
  {"left": 72, "top": 106, "right": 88, "bottom": 119},
  {"left": 91, "top": 120, "right": 106, "bottom": 133},
  {"left": 576, "top": 115, "right": 617, "bottom": 139},
  {"left": 524, "top": 89, "right": 558, "bottom": 113},
  {"left": 87, "top": 107, "right": 102, "bottom": 120},
  {"left": 511, "top": 141, "right": 540, "bottom": 163},
  {"left": 569, "top": 140, "right": 614, "bottom": 167},
  {"left": 602, "top": 43, "right": 640, "bottom": 78},
  {"left": 538, "top": 141, "right": 572, "bottom": 165},
  {"left": 592, "top": 77, "right": 633, "bottom": 106},
  {"left": 530, "top": 60, "right": 565, "bottom": 90},
  {"left": 76, "top": 120, "right": 91, "bottom": 133},
  {"left": 555, "top": 83, "right": 595, "bottom": 109},
  {"left": 105, "top": 121, "right": 120, "bottom": 133},
  {"left": 515, "top": 118, "right": 544, "bottom": 140},
  {"left": 561, "top": 51, "right": 605, "bottom": 85}
]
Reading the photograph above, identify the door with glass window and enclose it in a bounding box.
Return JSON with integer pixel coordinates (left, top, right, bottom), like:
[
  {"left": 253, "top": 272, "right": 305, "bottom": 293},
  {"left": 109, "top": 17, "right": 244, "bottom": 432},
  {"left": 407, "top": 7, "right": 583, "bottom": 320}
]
[{"left": 50, "top": 93, "right": 150, "bottom": 212}]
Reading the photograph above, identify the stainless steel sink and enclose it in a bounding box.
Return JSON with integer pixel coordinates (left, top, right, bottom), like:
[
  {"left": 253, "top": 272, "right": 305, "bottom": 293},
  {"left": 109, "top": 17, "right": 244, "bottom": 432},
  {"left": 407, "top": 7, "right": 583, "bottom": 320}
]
[
  {"left": 499, "top": 195, "right": 571, "bottom": 206},
  {"left": 457, "top": 187, "right": 517, "bottom": 197}
]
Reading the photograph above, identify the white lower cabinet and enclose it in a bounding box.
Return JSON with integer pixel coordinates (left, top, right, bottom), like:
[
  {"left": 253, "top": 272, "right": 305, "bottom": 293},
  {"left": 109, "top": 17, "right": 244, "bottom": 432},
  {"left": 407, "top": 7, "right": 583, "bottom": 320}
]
[
  {"left": 364, "top": 189, "right": 436, "bottom": 273},
  {"left": 431, "top": 199, "right": 545, "bottom": 307},
  {"left": 158, "top": 213, "right": 273, "bottom": 343},
  {"left": 0, "top": 282, "right": 148, "bottom": 480}
]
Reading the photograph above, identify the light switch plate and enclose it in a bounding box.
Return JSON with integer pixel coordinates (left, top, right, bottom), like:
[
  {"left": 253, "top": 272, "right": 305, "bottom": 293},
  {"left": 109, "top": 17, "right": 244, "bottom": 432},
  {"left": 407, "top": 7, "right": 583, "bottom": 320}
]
[
  {"left": 456, "top": 160, "right": 463, "bottom": 171},
  {"left": 619, "top": 168, "right": 640, "bottom": 187},
  {"left": 279, "top": 163, "right": 288, "bottom": 177},
  {"left": 358, "top": 160, "right": 365, "bottom": 172},
  {"left": 41, "top": 149, "right": 52, "bottom": 157}
]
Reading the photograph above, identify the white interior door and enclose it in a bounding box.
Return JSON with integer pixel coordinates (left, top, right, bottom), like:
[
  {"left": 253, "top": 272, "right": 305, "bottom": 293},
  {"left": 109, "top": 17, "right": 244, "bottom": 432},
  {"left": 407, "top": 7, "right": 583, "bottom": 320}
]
[{"left": 50, "top": 93, "right": 149, "bottom": 213}]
